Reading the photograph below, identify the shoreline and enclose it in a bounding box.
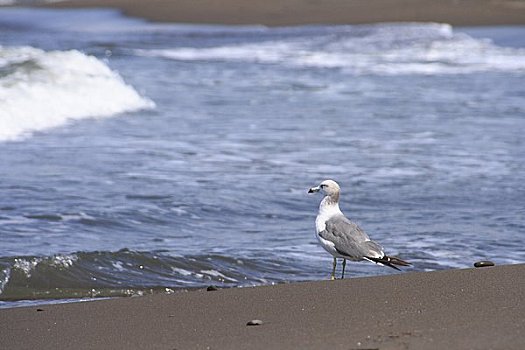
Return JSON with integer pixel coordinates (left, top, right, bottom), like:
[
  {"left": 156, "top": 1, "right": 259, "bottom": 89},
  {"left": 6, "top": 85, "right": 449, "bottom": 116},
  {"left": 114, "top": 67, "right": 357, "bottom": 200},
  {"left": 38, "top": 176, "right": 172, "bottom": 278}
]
[
  {"left": 42, "top": 0, "right": 525, "bottom": 26},
  {"left": 1, "top": 264, "right": 524, "bottom": 349}
]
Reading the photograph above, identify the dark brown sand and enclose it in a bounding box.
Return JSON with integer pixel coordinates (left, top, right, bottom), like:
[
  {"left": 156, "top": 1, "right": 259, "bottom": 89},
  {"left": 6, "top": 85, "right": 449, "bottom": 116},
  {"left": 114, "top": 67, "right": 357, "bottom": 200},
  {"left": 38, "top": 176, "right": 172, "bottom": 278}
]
[
  {"left": 46, "top": 0, "right": 525, "bottom": 26},
  {"left": 1, "top": 264, "right": 524, "bottom": 350}
]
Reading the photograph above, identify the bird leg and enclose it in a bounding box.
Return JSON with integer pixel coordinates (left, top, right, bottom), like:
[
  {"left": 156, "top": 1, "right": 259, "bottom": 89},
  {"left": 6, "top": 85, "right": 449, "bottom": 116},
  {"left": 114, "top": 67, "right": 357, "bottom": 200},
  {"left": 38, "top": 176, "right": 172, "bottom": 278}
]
[
  {"left": 341, "top": 259, "right": 347, "bottom": 279},
  {"left": 331, "top": 257, "right": 337, "bottom": 280}
]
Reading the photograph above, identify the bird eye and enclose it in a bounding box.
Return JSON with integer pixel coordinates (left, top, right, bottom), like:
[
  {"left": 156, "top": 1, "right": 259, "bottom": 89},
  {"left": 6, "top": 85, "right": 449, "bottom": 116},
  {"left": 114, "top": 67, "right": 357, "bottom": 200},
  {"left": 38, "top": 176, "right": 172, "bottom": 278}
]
[{"left": 320, "top": 184, "right": 326, "bottom": 188}]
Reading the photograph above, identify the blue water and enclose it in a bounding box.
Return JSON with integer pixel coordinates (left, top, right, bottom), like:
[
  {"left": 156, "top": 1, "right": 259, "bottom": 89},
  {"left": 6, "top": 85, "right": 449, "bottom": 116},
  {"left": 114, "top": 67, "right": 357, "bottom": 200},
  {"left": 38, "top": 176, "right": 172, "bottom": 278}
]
[{"left": 1, "top": 8, "right": 525, "bottom": 307}]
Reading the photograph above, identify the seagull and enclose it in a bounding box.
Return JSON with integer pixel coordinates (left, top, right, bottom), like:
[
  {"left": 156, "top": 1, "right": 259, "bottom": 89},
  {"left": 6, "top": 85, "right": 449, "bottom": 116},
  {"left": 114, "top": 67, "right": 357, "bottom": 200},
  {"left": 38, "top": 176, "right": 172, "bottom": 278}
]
[{"left": 308, "top": 179, "right": 409, "bottom": 280}]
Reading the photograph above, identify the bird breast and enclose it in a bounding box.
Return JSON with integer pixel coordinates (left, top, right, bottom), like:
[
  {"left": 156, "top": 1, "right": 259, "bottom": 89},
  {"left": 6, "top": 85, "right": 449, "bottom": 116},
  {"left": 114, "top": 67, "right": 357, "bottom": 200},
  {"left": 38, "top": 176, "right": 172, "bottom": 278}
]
[{"left": 315, "top": 203, "right": 342, "bottom": 234}]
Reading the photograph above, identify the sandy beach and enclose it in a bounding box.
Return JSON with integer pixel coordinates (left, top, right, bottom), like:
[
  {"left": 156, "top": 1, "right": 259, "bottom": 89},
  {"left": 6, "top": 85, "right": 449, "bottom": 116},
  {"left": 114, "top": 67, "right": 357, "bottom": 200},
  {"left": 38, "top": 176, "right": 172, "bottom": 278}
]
[
  {"left": 1, "top": 264, "right": 524, "bottom": 349},
  {"left": 46, "top": 0, "right": 525, "bottom": 26}
]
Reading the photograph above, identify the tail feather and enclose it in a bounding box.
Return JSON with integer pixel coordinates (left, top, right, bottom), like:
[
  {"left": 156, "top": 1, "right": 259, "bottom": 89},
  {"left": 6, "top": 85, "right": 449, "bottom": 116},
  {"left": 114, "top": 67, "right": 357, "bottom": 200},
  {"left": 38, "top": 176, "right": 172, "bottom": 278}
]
[{"left": 366, "top": 255, "right": 410, "bottom": 271}]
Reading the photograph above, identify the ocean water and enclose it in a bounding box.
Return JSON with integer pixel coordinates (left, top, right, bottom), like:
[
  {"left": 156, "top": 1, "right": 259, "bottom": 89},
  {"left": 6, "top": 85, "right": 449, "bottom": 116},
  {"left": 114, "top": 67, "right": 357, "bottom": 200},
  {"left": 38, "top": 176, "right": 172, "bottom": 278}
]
[{"left": 1, "top": 8, "right": 524, "bottom": 308}]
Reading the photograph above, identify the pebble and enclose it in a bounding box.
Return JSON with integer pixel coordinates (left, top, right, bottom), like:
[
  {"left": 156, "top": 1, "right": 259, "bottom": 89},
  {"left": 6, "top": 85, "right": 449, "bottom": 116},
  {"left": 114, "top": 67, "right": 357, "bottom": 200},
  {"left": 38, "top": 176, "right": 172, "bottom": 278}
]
[
  {"left": 246, "top": 319, "right": 263, "bottom": 326},
  {"left": 207, "top": 285, "right": 218, "bottom": 291},
  {"left": 36, "top": 309, "right": 44, "bottom": 312},
  {"left": 474, "top": 260, "right": 495, "bottom": 268}
]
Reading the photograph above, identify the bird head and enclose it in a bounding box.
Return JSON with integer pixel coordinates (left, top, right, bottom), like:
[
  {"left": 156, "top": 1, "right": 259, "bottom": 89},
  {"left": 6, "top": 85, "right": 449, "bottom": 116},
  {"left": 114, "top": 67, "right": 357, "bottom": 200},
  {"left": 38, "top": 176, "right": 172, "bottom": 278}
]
[{"left": 308, "top": 179, "right": 340, "bottom": 196}]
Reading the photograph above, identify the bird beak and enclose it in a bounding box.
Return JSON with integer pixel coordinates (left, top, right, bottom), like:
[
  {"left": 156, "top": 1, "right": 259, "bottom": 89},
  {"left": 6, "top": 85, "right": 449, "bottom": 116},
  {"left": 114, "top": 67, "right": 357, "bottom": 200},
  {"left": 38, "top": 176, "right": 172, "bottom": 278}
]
[{"left": 308, "top": 186, "right": 320, "bottom": 194}]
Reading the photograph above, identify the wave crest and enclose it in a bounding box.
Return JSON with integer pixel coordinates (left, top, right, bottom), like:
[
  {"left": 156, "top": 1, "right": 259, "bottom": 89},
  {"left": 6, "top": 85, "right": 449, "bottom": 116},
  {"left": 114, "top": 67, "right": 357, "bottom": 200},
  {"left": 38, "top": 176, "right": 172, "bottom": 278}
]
[
  {"left": 0, "top": 249, "right": 308, "bottom": 301},
  {"left": 135, "top": 23, "right": 525, "bottom": 75},
  {"left": 0, "top": 46, "right": 155, "bottom": 141}
]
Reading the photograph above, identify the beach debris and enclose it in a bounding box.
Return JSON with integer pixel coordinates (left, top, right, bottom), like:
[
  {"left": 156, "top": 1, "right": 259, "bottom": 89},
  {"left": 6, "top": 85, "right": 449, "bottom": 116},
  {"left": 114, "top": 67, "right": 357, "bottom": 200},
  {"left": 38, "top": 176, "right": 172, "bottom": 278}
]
[
  {"left": 207, "top": 285, "right": 218, "bottom": 291},
  {"left": 36, "top": 308, "right": 44, "bottom": 312},
  {"left": 246, "top": 319, "right": 264, "bottom": 326},
  {"left": 474, "top": 261, "right": 495, "bottom": 268}
]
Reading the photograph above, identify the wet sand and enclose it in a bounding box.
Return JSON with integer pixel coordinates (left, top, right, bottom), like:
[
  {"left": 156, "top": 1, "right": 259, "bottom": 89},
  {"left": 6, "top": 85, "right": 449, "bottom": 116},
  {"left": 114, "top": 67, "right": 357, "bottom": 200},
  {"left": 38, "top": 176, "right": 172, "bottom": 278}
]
[
  {"left": 1, "top": 264, "right": 524, "bottom": 349},
  {"left": 45, "top": 0, "right": 525, "bottom": 26}
]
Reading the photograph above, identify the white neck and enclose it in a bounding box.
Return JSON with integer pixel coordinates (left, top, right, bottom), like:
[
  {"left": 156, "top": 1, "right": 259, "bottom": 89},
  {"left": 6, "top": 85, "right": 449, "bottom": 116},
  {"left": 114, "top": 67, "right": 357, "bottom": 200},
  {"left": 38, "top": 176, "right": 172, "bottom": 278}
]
[
  {"left": 319, "top": 195, "right": 341, "bottom": 215},
  {"left": 315, "top": 195, "right": 342, "bottom": 233}
]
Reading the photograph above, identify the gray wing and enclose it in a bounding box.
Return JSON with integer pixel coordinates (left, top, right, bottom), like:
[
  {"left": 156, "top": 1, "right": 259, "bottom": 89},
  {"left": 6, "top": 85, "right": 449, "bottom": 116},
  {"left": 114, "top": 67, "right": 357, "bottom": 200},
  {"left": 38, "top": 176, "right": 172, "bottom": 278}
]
[{"left": 319, "top": 214, "right": 384, "bottom": 260}]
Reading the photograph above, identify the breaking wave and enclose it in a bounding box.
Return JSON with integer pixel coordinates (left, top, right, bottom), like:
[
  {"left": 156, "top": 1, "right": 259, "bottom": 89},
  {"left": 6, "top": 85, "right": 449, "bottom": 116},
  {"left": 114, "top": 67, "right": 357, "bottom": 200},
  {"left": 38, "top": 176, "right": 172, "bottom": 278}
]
[
  {"left": 0, "top": 249, "right": 312, "bottom": 302},
  {"left": 0, "top": 46, "right": 155, "bottom": 141},
  {"left": 136, "top": 23, "right": 525, "bottom": 75}
]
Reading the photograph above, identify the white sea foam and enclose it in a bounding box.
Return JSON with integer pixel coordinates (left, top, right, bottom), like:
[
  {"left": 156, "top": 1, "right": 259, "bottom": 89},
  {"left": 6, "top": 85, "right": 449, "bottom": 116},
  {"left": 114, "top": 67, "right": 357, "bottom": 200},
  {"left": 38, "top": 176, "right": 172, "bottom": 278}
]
[
  {"left": 0, "top": 268, "right": 11, "bottom": 294},
  {"left": 0, "top": 46, "right": 155, "bottom": 141},
  {"left": 13, "top": 257, "right": 40, "bottom": 277},
  {"left": 11, "top": 254, "right": 78, "bottom": 278},
  {"left": 171, "top": 267, "right": 192, "bottom": 276},
  {"left": 200, "top": 269, "right": 238, "bottom": 282},
  {"left": 136, "top": 23, "right": 525, "bottom": 75},
  {"left": 111, "top": 261, "right": 125, "bottom": 272},
  {"left": 48, "top": 254, "right": 78, "bottom": 268}
]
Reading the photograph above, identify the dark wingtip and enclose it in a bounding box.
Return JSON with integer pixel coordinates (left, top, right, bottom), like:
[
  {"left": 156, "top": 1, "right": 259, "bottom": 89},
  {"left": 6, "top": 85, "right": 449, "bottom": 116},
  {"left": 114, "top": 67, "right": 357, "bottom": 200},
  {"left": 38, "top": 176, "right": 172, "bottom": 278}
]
[
  {"left": 385, "top": 262, "right": 401, "bottom": 271},
  {"left": 388, "top": 256, "right": 411, "bottom": 267},
  {"left": 367, "top": 256, "right": 410, "bottom": 270}
]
